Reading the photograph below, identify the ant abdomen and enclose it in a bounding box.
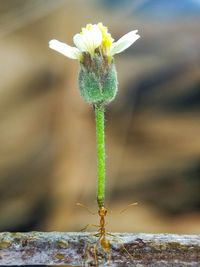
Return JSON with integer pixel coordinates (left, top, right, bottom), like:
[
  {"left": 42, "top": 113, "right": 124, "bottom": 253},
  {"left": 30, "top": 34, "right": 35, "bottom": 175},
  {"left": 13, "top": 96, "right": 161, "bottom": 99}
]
[{"left": 100, "top": 237, "right": 110, "bottom": 252}]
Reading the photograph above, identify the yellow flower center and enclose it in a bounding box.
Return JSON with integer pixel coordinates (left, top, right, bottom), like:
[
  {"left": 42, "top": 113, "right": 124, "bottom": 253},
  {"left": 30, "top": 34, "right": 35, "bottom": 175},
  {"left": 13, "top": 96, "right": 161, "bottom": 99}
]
[
  {"left": 80, "top": 23, "right": 114, "bottom": 57},
  {"left": 84, "top": 23, "right": 114, "bottom": 49},
  {"left": 97, "top": 23, "right": 114, "bottom": 50}
]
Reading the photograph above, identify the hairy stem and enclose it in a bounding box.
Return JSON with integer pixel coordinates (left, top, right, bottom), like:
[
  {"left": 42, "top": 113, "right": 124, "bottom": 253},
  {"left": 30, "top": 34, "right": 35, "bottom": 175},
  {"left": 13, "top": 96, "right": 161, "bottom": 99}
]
[{"left": 94, "top": 104, "right": 105, "bottom": 208}]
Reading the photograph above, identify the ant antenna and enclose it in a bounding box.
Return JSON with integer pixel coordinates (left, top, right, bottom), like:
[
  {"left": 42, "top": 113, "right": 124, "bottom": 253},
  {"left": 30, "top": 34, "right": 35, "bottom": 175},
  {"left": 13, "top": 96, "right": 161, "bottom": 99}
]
[
  {"left": 76, "top": 202, "right": 96, "bottom": 215},
  {"left": 120, "top": 202, "right": 138, "bottom": 214}
]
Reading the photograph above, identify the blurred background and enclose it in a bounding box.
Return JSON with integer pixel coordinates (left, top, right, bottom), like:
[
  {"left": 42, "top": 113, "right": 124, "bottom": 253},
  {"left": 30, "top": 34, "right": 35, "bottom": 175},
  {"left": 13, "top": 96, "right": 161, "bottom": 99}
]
[{"left": 0, "top": 0, "right": 200, "bottom": 237}]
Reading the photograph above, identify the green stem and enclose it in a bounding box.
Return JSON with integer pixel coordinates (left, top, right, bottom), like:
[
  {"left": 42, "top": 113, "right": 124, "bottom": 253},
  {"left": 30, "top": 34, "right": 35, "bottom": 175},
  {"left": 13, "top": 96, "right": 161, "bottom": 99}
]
[{"left": 94, "top": 104, "right": 105, "bottom": 208}]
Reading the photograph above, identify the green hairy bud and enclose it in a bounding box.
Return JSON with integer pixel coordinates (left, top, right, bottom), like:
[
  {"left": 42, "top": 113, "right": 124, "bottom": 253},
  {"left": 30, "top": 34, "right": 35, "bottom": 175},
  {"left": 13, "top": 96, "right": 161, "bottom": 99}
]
[{"left": 78, "top": 52, "right": 118, "bottom": 105}]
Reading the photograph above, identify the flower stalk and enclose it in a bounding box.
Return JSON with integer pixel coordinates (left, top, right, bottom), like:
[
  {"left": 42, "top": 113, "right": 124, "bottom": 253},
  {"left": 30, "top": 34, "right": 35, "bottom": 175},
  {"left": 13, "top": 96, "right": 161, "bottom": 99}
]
[
  {"left": 49, "top": 22, "right": 140, "bottom": 210},
  {"left": 95, "top": 104, "right": 105, "bottom": 208}
]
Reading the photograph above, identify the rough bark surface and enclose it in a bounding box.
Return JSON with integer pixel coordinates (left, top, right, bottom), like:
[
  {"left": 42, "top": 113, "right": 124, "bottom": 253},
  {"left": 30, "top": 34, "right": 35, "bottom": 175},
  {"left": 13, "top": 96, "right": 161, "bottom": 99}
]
[{"left": 0, "top": 232, "right": 199, "bottom": 266}]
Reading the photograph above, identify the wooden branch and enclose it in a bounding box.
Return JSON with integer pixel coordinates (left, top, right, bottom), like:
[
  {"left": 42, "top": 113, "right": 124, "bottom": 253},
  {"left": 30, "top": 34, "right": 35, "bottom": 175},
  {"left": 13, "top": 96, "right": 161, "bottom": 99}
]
[{"left": 0, "top": 232, "right": 199, "bottom": 266}]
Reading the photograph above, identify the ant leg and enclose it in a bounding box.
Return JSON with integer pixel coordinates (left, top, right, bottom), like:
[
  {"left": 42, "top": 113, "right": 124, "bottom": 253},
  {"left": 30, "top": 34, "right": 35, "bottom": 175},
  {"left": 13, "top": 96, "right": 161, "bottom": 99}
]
[
  {"left": 76, "top": 203, "right": 96, "bottom": 215},
  {"left": 81, "top": 223, "right": 99, "bottom": 231},
  {"left": 120, "top": 202, "right": 138, "bottom": 214},
  {"left": 106, "top": 233, "right": 116, "bottom": 237},
  {"left": 93, "top": 232, "right": 101, "bottom": 238},
  {"left": 107, "top": 233, "right": 133, "bottom": 260},
  {"left": 91, "top": 224, "right": 100, "bottom": 229}
]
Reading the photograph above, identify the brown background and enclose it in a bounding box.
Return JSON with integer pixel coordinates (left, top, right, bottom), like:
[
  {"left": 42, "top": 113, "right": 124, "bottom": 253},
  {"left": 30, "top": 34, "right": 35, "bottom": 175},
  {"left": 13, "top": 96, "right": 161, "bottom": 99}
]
[{"left": 0, "top": 0, "right": 200, "bottom": 235}]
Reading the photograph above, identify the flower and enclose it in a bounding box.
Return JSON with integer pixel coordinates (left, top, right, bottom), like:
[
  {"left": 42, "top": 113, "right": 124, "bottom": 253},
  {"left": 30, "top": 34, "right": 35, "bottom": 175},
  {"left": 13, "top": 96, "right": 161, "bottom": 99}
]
[
  {"left": 49, "top": 23, "right": 140, "bottom": 105},
  {"left": 49, "top": 22, "right": 140, "bottom": 60}
]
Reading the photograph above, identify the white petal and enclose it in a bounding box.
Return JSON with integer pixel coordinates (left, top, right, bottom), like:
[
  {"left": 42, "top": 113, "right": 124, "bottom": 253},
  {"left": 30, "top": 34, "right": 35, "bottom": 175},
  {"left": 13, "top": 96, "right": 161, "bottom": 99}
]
[
  {"left": 73, "top": 34, "right": 88, "bottom": 52},
  {"left": 73, "top": 25, "right": 102, "bottom": 55},
  {"left": 49, "top": 39, "right": 81, "bottom": 59},
  {"left": 109, "top": 30, "right": 140, "bottom": 56},
  {"left": 89, "top": 25, "right": 102, "bottom": 49}
]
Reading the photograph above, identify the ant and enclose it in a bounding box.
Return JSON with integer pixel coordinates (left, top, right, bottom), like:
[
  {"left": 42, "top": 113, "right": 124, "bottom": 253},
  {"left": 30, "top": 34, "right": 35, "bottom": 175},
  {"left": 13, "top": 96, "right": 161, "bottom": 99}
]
[
  {"left": 95, "top": 203, "right": 138, "bottom": 252},
  {"left": 94, "top": 206, "right": 110, "bottom": 252},
  {"left": 77, "top": 202, "right": 138, "bottom": 265},
  {"left": 77, "top": 203, "right": 110, "bottom": 252}
]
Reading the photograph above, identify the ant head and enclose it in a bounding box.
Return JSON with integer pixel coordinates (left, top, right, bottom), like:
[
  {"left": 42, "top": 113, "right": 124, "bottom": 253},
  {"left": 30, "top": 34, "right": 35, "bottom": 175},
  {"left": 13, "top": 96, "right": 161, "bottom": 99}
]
[{"left": 98, "top": 206, "right": 107, "bottom": 216}]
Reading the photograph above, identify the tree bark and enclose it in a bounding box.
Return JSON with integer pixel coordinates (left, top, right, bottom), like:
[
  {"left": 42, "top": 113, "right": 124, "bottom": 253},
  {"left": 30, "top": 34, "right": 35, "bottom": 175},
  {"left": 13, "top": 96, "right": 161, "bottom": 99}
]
[{"left": 0, "top": 232, "right": 199, "bottom": 266}]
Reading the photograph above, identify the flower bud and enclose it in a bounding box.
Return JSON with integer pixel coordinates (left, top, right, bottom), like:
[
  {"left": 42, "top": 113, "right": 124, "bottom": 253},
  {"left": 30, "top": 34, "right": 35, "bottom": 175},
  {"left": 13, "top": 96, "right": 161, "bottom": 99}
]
[{"left": 78, "top": 53, "right": 118, "bottom": 105}]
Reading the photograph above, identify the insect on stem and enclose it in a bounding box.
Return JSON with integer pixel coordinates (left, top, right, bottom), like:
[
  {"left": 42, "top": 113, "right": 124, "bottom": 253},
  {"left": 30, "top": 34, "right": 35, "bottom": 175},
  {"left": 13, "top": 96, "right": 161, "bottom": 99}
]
[{"left": 97, "top": 206, "right": 110, "bottom": 252}]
